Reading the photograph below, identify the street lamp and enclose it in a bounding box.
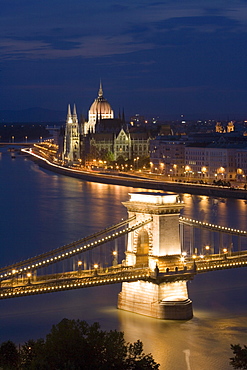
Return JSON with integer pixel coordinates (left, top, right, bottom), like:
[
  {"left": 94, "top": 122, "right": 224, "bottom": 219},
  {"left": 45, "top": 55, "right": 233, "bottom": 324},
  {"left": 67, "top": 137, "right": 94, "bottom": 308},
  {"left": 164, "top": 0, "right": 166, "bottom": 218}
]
[
  {"left": 201, "top": 166, "right": 207, "bottom": 178},
  {"left": 237, "top": 168, "right": 243, "bottom": 182},
  {"left": 27, "top": 272, "right": 32, "bottom": 284},
  {"left": 180, "top": 255, "right": 185, "bottom": 263},
  {"left": 217, "top": 167, "right": 225, "bottom": 179},
  {"left": 78, "top": 261, "right": 82, "bottom": 272},
  {"left": 173, "top": 164, "right": 177, "bottom": 177},
  {"left": 112, "top": 251, "right": 118, "bottom": 266},
  {"left": 185, "top": 165, "right": 191, "bottom": 178},
  {"left": 93, "top": 263, "right": 99, "bottom": 275}
]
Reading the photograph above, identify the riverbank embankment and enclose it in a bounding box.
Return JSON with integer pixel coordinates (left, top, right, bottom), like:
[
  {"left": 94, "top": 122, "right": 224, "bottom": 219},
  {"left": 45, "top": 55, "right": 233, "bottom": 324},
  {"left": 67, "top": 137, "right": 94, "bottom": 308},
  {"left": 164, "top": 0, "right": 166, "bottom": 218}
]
[{"left": 22, "top": 149, "right": 247, "bottom": 200}]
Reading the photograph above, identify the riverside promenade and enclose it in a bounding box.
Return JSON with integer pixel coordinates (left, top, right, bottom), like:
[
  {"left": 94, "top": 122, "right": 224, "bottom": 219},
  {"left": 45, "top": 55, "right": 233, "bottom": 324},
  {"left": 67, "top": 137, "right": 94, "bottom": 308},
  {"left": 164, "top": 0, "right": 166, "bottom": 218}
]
[{"left": 22, "top": 148, "right": 247, "bottom": 200}]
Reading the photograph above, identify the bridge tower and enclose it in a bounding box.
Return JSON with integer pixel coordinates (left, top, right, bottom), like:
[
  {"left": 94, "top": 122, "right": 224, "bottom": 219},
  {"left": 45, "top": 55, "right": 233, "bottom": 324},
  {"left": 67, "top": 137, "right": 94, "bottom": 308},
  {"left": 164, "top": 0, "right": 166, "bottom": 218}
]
[{"left": 118, "top": 192, "right": 193, "bottom": 320}]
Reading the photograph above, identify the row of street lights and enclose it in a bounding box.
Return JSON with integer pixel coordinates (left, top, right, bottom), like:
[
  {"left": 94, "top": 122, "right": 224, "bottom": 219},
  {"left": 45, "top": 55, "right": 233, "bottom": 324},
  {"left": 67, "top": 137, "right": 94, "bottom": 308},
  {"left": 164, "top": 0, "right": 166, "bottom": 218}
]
[
  {"left": 9, "top": 249, "right": 119, "bottom": 286},
  {"left": 180, "top": 245, "right": 230, "bottom": 264}
]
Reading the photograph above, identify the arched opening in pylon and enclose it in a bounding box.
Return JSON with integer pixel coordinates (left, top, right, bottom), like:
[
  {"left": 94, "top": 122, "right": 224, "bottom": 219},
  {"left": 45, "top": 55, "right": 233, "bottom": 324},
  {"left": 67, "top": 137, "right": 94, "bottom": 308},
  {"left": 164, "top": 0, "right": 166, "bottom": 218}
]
[{"left": 136, "top": 229, "right": 149, "bottom": 266}]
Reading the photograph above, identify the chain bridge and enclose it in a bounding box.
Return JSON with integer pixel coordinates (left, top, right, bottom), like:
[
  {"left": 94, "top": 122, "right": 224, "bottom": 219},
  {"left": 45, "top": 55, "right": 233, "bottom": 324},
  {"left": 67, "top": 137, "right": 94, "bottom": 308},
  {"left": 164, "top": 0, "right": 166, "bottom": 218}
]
[{"left": 1, "top": 192, "right": 247, "bottom": 320}]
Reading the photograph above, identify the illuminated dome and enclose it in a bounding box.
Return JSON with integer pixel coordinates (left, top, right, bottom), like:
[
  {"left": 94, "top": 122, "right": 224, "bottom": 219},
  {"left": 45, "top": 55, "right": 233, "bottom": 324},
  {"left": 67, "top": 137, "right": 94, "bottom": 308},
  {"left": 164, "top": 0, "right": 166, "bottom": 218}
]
[
  {"left": 88, "top": 82, "right": 114, "bottom": 132},
  {"left": 89, "top": 85, "right": 113, "bottom": 115}
]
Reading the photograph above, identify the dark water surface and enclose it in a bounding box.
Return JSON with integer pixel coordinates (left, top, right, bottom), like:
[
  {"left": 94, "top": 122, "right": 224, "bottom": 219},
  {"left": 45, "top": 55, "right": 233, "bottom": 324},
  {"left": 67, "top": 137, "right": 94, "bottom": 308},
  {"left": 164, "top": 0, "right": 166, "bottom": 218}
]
[{"left": 1, "top": 149, "right": 247, "bottom": 370}]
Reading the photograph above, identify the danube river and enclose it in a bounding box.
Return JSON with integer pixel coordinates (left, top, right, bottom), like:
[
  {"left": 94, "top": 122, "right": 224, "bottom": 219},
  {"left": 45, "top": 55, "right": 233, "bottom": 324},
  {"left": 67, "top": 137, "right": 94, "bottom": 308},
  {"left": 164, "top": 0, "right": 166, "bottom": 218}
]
[{"left": 1, "top": 148, "right": 247, "bottom": 369}]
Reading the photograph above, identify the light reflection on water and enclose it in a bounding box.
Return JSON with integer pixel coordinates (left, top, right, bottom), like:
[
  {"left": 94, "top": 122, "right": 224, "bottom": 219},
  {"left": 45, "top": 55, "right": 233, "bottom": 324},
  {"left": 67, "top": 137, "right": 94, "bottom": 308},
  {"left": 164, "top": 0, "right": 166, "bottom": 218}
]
[{"left": 1, "top": 149, "right": 247, "bottom": 369}]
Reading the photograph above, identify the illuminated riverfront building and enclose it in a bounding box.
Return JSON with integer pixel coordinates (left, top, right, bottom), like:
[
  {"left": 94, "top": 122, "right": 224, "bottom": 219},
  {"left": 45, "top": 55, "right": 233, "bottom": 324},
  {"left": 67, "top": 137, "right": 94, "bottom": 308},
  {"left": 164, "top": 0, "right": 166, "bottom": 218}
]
[
  {"left": 62, "top": 82, "right": 150, "bottom": 164},
  {"left": 150, "top": 132, "right": 247, "bottom": 180},
  {"left": 82, "top": 81, "right": 114, "bottom": 135}
]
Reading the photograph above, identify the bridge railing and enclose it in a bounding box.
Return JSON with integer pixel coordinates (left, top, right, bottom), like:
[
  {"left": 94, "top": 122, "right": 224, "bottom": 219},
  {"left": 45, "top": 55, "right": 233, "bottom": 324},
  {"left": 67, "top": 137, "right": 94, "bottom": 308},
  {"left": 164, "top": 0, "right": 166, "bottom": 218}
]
[{"left": 0, "top": 217, "right": 153, "bottom": 282}]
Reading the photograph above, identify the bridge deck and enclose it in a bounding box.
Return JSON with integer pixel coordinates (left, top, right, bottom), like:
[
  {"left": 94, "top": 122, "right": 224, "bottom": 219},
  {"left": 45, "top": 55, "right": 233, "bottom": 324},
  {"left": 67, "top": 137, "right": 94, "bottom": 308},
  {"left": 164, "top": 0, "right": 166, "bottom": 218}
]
[{"left": 1, "top": 251, "right": 247, "bottom": 300}]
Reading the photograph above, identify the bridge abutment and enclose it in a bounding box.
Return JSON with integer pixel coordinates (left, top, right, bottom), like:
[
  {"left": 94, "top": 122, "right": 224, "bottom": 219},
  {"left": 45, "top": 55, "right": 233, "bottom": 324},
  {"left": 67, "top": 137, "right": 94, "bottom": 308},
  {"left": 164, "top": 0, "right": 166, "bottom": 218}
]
[
  {"left": 118, "top": 192, "right": 193, "bottom": 320},
  {"left": 118, "top": 280, "right": 192, "bottom": 319}
]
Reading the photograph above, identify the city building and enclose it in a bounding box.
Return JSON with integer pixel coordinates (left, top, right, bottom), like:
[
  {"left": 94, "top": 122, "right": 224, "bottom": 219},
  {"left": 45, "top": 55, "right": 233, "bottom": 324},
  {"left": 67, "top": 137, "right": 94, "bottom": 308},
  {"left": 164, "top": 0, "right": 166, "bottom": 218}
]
[
  {"left": 150, "top": 132, "right": 247, "bottom": 180},
  {"left": 82, "top": 81, "right": 114, "bottom": 135},
  {"left": 62, "top": 82, "right": 151, "bottom": 165},
  {"left": 150, "top": 136, "right": 186, "bottom": 176}
]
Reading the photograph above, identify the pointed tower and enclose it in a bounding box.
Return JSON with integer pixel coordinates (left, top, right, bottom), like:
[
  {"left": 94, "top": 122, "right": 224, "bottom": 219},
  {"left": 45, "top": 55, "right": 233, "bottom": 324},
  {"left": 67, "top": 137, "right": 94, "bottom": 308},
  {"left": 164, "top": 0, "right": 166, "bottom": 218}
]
[
  {"left": 98, "top": 80, "right": 103, "bottom": 98},
  {"left": 63, "top": 104, "right": 80, "bottom": 163},
  {"left": 72, "top": 104, "right": 78, "bottom": 123},
  {"left": 67, "top": 104, "right": 72, "bottom": 122},
  {"left": 87, "top": 81, "right": 114, "bottom": 134}
]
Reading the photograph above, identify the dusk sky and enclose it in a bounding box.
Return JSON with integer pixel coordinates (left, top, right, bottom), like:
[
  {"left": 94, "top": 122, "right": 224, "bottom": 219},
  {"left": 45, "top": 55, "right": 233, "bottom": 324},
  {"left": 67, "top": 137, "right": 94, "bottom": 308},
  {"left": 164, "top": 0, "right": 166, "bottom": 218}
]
[{"left": 1, "top": 1, "right": 247, "bottom": 120}]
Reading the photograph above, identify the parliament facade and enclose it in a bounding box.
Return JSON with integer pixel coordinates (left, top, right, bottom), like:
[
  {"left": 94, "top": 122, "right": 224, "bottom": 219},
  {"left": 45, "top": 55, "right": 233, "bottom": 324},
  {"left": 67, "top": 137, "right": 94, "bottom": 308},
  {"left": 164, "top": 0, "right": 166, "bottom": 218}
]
[{"left": 62, "top": 83, "right": 150, "bottom": 166}]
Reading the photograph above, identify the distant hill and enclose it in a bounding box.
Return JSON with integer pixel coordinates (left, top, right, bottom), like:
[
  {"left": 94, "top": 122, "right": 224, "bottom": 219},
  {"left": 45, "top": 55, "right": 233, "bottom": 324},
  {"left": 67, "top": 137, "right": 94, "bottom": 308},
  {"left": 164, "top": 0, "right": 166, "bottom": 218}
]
[{"left": 0, "top": 107, "right": 65, "bottom": 123}]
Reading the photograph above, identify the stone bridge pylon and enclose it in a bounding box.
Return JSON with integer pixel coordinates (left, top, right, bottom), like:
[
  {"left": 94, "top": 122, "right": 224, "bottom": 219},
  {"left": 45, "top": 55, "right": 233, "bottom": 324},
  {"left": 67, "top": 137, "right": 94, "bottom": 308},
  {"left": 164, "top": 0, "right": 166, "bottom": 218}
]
[{"left": 118, "top": 192, "right": 193, "bottom": 320}]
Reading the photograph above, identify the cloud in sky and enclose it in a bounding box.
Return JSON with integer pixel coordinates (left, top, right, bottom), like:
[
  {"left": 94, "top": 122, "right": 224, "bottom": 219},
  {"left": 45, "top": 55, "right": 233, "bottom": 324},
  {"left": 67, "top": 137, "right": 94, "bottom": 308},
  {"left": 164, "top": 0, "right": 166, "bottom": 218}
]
[
  {"left": 1, "top": 1, "right": 247, "bottom": 60},
  {"left": 1, "top": 0, "right": 247, "bottom": 117}
]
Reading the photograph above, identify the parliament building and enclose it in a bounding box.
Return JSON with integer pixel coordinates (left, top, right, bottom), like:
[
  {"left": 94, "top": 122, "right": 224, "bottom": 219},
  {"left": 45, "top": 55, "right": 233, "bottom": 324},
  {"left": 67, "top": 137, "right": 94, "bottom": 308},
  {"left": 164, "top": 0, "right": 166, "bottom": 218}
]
[{"left": 62, "top": 82, "right": 151, "bottom": 165}]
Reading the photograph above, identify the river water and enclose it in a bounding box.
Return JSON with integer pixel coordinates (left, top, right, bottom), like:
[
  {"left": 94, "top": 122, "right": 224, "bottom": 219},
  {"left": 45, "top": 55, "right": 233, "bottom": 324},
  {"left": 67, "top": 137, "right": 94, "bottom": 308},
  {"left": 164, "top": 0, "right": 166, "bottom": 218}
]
[{"left": 1, "top": 148, "right": 247, "bottom": 370}]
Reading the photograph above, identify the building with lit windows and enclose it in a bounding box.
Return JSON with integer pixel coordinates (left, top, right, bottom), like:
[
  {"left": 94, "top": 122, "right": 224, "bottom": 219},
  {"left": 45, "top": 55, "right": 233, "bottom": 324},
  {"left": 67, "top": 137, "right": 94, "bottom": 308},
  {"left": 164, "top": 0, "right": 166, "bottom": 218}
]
[
  {"left": 150, "top": 136, "right": 186, "bottom": 176},
  {"left": 149, "top": 133, "right": 247, "bottom": 180},
  {"left": 184, "top": 143, "right": 246, "bottom": 180},
  {"left": 82, "top": 82, "right": 114, "bottom": 135},
  {"left": 63, "top": 82, "right": 151, "bottom": 164}
]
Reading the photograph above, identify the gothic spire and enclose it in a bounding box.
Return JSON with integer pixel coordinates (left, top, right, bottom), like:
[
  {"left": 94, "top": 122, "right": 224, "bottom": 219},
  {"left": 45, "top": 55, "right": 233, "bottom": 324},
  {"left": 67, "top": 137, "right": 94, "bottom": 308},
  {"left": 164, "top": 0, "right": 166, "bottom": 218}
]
[
  {"left": 67, "top": 104, "right": 72, "bottom": 118},
  {"left": 98, "top": 80, "right": 103, "bottom": 97},
  {"left": 72, "top": 103, "right": 78, "bottom": 124},
  {"left": 67, "top": 104, "right": 73, "bottom": 123}
]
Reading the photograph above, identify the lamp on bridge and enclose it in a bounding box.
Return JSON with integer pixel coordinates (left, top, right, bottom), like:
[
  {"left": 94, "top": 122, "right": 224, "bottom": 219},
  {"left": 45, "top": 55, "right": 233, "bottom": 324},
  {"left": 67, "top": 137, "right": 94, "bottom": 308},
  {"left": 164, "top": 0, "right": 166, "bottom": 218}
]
[
  {"left": 112, "top": 251, "right": 118, "bottom": 266},
  {"left": 180, "top": 252, "right": 186, "bottom": 264},
  {"left": 27, "top": 272, "right": 32, "bottom": 285},
  {"left": 78, "top": 261, "right": 82, "bottom": 273},
  {"left": 11, "top": 269, "right": 17, "bottom": 285},
  {"left": 93, "top": 264, "right": 99, "bottom": 276}
]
